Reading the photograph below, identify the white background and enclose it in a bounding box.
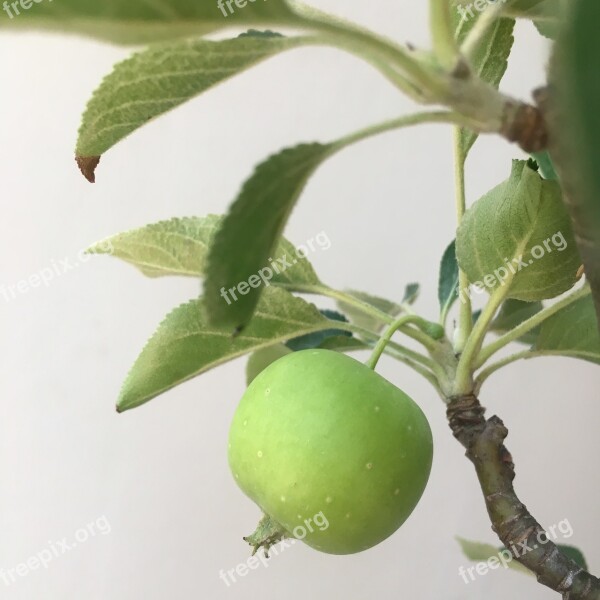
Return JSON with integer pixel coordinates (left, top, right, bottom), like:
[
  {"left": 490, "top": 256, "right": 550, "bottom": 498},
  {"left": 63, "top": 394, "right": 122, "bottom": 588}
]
[{"left": 1, "top": 1, "right": 599, "bottom": 598}]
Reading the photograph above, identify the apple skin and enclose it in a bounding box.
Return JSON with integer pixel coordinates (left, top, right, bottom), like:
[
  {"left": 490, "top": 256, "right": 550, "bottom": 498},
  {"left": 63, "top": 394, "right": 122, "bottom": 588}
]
[{"left": 229, "top": 349, "right": 433, "bottom": 554}]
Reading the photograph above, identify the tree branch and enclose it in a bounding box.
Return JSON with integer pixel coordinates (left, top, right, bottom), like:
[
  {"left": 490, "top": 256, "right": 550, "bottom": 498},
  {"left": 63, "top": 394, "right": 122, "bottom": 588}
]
[{"left": 447, "top": 393, "right": 600, "bottom": 599}]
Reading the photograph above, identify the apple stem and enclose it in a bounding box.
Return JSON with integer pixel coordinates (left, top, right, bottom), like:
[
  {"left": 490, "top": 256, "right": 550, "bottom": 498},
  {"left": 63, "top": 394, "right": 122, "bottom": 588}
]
[{"left": 366, "top": 315, "right": 445, "bottom": 371}]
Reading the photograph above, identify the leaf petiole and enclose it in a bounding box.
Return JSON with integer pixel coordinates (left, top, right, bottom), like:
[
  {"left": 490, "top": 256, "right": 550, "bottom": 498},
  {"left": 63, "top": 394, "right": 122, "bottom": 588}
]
[{"left": 475, "top": 285, "right": 591, "bottom": 368}]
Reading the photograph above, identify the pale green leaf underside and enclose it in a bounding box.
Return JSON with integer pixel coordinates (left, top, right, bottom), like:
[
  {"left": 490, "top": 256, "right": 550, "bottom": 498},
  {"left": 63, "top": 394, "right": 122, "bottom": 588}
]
[
  {"left": 0, "top": 0, "right": 300, "bottom": 45},
  {"left": 204, "top": 142, "right": 334, "bottom": 329},
  {"left": 87, "top": 214, "right": 320, "bottom": 286},
  {"left": 534, "top": 293, "right": 600, "bottom": 364},
  {"left": 456, "top": 537, "right": 531, "bottom": 575},
  {"left": 118, "top": 286, "right": 330, "bottom": 412},
  {"left": 456, "top": 161, "right": 581, "bottom": 302},
  {"left": 76, "top": 34, "right": 311, "bottom": 158},
  {"left": 451, "top": 3, "right": 515, "bottom": 160}
]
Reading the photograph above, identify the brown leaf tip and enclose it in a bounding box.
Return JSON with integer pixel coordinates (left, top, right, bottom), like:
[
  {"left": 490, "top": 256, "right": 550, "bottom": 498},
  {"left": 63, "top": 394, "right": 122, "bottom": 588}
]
[{"left": 76, "top": 155, "right": 101, "bottom": 183}]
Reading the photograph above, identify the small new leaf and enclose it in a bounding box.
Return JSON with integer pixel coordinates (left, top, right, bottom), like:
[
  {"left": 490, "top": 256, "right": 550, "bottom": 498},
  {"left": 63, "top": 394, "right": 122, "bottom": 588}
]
[
  {"left": 456, "top": 537, "right": 530, "bottom": 575},
  {"left": 117, "top": 287, "right": 330, "bottom": 412},
  {"left": 439, "top": 240, "right": 459, "bottom": 319}
]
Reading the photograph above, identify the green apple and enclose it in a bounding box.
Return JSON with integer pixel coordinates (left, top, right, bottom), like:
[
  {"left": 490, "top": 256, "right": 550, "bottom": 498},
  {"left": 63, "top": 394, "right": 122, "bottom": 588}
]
[{"left": 229, "top": 349, "right": 433, "bottom": 555}]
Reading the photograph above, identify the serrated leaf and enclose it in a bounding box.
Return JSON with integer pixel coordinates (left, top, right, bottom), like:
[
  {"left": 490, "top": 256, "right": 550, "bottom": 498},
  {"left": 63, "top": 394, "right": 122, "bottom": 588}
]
[
  {"left": 75, "top": 34, "right": 310, "bottom": 178},
  {"left": 118, "top": 286, "right": 329, "bottom": 412},
  {"left": 204, "top": 142, "right": 335, "bottom": 329},
  {"left": 550, "top": 0, "right": 600, "bottom": 330},
  {"left": 286, "top": 309, "right": 351, "bottom": 351},
  {"left": 439, "top": 240, "right": 459, "bottom": 318},
  {"left": 491, "top": 299, "right": 543, "bottom": 344},
  {"left": 451, "top": 3, "right": 515, "bottom": 160},
  {"left": 87, "top": 215, "right": 320, "bottom": 286},
  {"left": 337, "top": 290, "right": 406, "bottom": 335},
  {"left": 534, "top": 292, "right": 600, "bottom": 364},
  {"left": 88, "top": 215, "right": 222, "bottom": 277},
  {"left": 505, "top": 0, "right": 566, "bottom": 40},
  {"left": 0, "top": 1, "right": 300, "bottom": 45},
  {"left": 246, "top": 344, "right": 292, "bottom": 385},
  {"left": 456, "top": 160, "right": 581, "bottom": 302}
]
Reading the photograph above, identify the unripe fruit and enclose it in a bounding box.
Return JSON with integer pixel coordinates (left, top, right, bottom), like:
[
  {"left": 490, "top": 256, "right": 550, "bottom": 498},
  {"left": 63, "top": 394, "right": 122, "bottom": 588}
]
[{"left": 229, "top": 349, "right": 433, "bottom": 555}]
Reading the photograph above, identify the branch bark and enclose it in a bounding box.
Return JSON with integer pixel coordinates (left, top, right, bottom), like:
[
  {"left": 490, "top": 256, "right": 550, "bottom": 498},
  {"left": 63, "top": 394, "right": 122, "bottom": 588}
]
[{"left": 447, "top": 393, "right": 600, "bottom": 599}]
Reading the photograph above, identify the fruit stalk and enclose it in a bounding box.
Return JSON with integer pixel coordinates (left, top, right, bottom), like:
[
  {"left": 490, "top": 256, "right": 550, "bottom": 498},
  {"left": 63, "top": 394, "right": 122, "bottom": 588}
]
[{"left": 447, "top": 393, "right": 600, "bottom": 599}]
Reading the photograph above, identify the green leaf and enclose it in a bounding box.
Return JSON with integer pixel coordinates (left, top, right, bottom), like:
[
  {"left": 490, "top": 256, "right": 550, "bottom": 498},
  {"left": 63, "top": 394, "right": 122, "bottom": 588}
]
[
  {"left": 550, "top": 0, "right": 600, "bottom": 330},
  {"left": 75, "top": 34, "right": 310, "bottom": 180},
  {"left": 456, "top": 537, "right": 499, "bottom": 562},
  {"left": 317, "top": 335, "right": 368, "bottom": 352},
  {"left": 286, "top": 310, "right": 352, "bottom": 351},
  {"left": 337, "top": 290, "right": 407, "bottom": 335},
  {"left": 534, "top": 292, "right": 600, "bottom": 364},
  {"left": 505, "top": 0, "right": 567, "bottom": 39},
  {"left": 87, "top": 215, "right": 320, "bottom": 286},
  {"left": 87, "top": 215, "right": 222, "bottom": 277},
  {"left": 204, "top": 142, "right": 335, "bottom": 329},
  {"left": 558, "top": 545, "right": 588, "bottom": 571},
  {"left": 402, "top": 282, "right": 420, "bottom": 305},
  {"left": 456, "top": 160, "right": 582, "bottom": 302},
  {"left": 246, "top": 344, "right": 292, "bottom": 385},
  {"left": 457, "top": 537, "right": 588, "bottom": 578},
  {"left": 456, "top": 538, "right": 530, "bottom": 575},
  {"left": 451, "top": 3, "right": 515, "bottom": 160},
  {"left": 0, "top": 1, "right": 300, "bottom": 45},
  {"left": 439, "top": 240, "right": 459, "bottom": 319},
  {"left": 117, "top": 286, "right": 330, "bottom": 412},
  {"left": 491, "top": 299, "right": 543, "bottom": 344}
]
